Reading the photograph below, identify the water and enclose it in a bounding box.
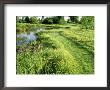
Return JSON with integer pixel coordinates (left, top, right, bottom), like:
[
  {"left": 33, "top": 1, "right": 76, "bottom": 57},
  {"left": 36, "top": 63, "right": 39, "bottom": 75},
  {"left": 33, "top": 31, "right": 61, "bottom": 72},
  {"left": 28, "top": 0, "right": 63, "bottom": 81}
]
[{"left": 16, "top": 27, "right": 45, "bottom": 45}]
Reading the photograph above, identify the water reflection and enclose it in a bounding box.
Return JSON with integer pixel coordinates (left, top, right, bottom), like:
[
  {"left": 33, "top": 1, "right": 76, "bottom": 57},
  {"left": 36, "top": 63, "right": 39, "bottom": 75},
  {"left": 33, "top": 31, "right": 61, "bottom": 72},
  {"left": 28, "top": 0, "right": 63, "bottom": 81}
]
[
  {"left": 16, "top": 26, "right": 60, "bottom": 46},
  {"left": 17, "top": 32, "right": 37, "bottom": 45}
]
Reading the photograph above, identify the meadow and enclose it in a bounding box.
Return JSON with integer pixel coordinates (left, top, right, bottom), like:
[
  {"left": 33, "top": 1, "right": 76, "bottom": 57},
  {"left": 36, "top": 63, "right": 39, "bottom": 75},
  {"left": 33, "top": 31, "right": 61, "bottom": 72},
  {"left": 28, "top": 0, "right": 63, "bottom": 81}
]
[{"left": 16, "top": 23, "right": 94, "bottom": 74}]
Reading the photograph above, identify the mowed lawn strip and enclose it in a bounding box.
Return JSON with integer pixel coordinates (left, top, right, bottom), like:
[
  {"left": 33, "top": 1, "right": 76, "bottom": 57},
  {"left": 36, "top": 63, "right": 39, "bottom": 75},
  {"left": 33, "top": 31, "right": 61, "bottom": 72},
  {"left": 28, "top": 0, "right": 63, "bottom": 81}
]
[{"left": 41, "top": 29, "right": 94, "bottom": 74}]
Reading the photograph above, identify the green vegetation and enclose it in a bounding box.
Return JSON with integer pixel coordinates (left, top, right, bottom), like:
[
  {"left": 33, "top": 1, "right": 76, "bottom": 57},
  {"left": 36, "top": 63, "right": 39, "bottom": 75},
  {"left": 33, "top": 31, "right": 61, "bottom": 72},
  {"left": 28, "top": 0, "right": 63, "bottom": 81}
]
[
  {"left": 16, "top": 16, "right": 94, "bottom": 74},
  {"left": 80, "top": 16, "right": 94, "bottom": 30},
  {"left": 69, "top": 16, "right": 79, "bottom": 23}
]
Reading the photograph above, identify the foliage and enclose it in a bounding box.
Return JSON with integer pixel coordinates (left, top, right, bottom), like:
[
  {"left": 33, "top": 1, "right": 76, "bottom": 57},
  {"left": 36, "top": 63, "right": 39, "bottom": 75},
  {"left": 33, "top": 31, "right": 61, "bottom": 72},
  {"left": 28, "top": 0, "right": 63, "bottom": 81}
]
[
  {"left": 16, "top": 23, "right": 44, "bottom": 33},
  {"left": 42, "top": 17, "right": 53, "bottom": 24},
  {"left": 16, "top": 16, "right": 19, "bottom": 23},
  {"left": 69, "top": 16, "right": 79, "bottom": 23},
  {"left": 42, "top": 16, "right": 66, "bottom": 24},
  {"left": 67, "top": 19, "right": 71, "bottom": 23},
  {"left": 25, "top": 16, "right": 30, "bottom": 23},
  {"left": 22, "top": 16, "right": 27, "bottom": 23},
  {"left": 16, "top": 16, "right": 22, "bottom": 23},
  {"left": 30, "top": 16, "right": 38, "bottom": 24},
  {"left": 53, "top": 16, "right": 65, "bottom": 24},
  {"left": 80, "top": 16, "right": 94, "bottom": 30}
]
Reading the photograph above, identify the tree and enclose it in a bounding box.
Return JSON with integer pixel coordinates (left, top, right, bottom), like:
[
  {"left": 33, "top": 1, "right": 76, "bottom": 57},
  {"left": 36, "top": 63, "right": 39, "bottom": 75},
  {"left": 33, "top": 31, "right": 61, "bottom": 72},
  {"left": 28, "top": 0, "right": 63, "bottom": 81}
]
[
  {"left": 42, "top": 16, "right": 44, "bottom": 19},
  {"left": 22, "top": 16, "right": 26, "bottom": 23},
  {"left": 16, "top": 16, "right": 19, "bottom": 23},
  {"left": 16, "top": 16, "right": 22, "bottom": 23},
  {"left": 52, "top": 16, "right": 65, "bottom": 24},
  {"left": 42, "top": 17, "right": 53, "bottom": 24},
  {"left": 67, "top": 19, "right": 71, "bottom": 23},
  {"left": 52, "top": 16, "right": 59, "bottom": 24},
  {"left": 25, "top": 16, "right": 30, "bottom": 23},
  {"left": 42, "top": 16, "right": 65, "bottom": 24},
  {"left": 69, "top": 16, "right": 79, "bottom": 23},
  {"left": 57, "top": 16, "right": 65, "bottom": 24},
  {"left": 30, "top": 16, "right": 38, "bottom": 24},
  {"left": 80, "top": 16, "right": 94, "bottom": 30}
]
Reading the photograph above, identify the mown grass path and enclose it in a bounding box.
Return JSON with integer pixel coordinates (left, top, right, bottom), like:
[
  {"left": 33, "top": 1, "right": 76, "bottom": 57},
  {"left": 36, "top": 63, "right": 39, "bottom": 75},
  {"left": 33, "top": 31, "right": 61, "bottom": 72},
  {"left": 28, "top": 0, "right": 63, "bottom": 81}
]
[{"left": 42, "top": 30, "right": 94, "bottom": 74}]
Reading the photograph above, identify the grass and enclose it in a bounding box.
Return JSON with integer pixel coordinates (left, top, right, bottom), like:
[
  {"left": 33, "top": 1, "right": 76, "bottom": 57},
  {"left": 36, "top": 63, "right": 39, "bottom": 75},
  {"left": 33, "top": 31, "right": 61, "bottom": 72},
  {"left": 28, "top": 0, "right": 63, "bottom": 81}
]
[{"left": 16, "top": 23, "right": 94, "bottom": 74}]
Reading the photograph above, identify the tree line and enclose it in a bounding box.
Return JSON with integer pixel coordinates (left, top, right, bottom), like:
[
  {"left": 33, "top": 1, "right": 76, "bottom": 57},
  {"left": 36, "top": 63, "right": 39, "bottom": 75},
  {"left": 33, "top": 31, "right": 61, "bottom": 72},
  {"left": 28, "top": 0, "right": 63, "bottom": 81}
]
[{"left": 16, "top": 16, "right": 94, "bottom": 30}]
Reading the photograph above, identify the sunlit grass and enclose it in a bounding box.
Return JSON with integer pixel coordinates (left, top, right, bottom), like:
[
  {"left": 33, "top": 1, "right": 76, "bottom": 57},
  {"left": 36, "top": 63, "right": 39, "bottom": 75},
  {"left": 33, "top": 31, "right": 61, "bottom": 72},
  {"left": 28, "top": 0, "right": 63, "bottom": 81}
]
[{"left": 16, "top": 23, "right": 94, "bottom": 74}]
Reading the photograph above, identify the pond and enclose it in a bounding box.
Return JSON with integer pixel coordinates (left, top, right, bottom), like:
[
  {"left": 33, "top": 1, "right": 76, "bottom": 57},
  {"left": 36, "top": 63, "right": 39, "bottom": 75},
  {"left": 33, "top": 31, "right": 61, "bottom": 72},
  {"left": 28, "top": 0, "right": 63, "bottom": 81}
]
[
  {"left": 16, "top": 27, "right": 45, "bottom": 45},
  {"left": 16, "top": 26, "right": 64, "bottom": 46}
]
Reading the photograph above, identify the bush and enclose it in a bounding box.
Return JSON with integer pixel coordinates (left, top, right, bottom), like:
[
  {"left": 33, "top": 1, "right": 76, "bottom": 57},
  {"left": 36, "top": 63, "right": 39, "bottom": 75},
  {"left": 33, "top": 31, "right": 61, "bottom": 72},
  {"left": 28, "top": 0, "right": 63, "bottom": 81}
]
[
  {"left": 42, "top": 16, "right": 66, "bottom": 24},
  {"left": 69, "top": 16, "right": 79, "bottom": 24},
  {"left": 30, "top": 16, "right": 39, "bottom": 24},
  {"left": 80, "top": 16, "right": 94, "bottom": 30},
  {"left": 42, "top": 17, "right": 53, "bottom": 24}
]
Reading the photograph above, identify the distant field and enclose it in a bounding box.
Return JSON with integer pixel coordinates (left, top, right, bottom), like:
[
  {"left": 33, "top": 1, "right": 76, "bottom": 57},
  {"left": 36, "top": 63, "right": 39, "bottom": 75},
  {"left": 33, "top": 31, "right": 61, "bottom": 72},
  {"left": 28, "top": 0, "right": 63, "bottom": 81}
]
[{"left": 16, "top": 23, "right": 94, "bottom": 74}]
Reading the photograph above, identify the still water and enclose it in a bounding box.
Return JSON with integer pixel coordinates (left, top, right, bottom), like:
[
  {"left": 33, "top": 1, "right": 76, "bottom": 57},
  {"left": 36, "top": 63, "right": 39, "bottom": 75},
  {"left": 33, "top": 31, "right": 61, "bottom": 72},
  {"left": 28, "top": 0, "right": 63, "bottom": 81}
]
[{"left": 16, "top": 28, "right": 45, "bottom": 45}]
